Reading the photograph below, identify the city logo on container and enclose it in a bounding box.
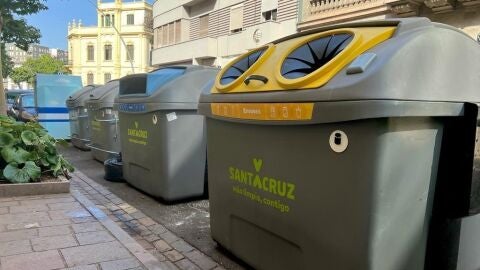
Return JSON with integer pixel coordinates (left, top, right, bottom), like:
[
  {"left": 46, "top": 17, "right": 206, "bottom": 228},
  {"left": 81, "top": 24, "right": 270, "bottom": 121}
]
[
  {"left": 127, "top": 121, "right": 148, "bottom": 145},
  {"left": 229, "top": 158, "right": 296, "bottom": 213}
]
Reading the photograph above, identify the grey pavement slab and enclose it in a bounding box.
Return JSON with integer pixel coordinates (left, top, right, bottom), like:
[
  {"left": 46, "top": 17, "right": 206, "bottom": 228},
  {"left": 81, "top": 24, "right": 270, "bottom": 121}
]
[
  {"left": 63, "top": 265, "right": 98, "bottom": 270},
  {"left": 48, "top": 202, "right": 83, "bottom": 210},
  {"left": 0, "top": 250, "right": 66, "bottom": 270},
  {"left": 9, "top": 204, "right": 49, "bottom": 213},
  {"left": 164, "top": 250, "right": 185, "bottom": 262},
  {"left": 71, "top": 222, "right": 105, "bottom": 233},
  {"left": 0, "top": 201, "right": 19, "bottom": 207},
  {"left": 184, "top": 251, "right": 217, "bottom": 270},
  {"left": 60, "top": 241, "right": 132, "bottom": 267},
  {"left": 0, "top": 212, "right": 50, "bottom": 225},
  {"left": 38, "top": 224, "right": 72, "bottom": 237},
  {"left": 20, "top": 197, "right": 75, "bottom": 205},
  {"left": 6, "top": 222, "right": 41, "bottom": 230},
  {"left": 170, "top": 240, "right": 194, "bottom": 254},
  {"left": 176, "top": 259, "right": 202, "bottom": 270},
  {"left": 0, "top": 228, "right": 37, "bottom": 242},
  {"left": 40, "top": 219, "right": 72, "bottom": 227},
  {"left": 49, "top": 209, "right": 92, "bottom": 220},
  {"left": 99, "top": 257, "right": 141, "bottom": 270},
  {"left": 75, "top": 230, "right": 115, "bottom": 245},
  {"left": 32, "top": 235, "right": 78, "bottom": 251},
  {"left": 0, "top": 239, "right": 32, "bottom": 256}
]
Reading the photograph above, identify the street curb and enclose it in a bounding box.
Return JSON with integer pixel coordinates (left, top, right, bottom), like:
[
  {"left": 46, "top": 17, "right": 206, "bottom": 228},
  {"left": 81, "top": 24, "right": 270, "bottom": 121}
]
[{"left": 71, "top": 175, "right": 168, "bottom": 270}]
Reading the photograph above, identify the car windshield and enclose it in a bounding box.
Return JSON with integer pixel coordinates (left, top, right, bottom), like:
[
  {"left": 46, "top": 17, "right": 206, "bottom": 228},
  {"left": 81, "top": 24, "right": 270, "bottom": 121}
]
[
  {"left": 22, "top": 95, "right": 35, "bottom": 107},
  {"left": 6, "top": 94, "right": 18, "bottom": 104}
]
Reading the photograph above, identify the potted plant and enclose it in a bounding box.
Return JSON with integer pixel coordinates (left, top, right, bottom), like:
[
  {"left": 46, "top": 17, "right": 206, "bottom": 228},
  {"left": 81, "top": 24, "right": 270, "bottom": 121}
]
[{"left": 0, "top": 115, "right": 74, "bottom": 196}]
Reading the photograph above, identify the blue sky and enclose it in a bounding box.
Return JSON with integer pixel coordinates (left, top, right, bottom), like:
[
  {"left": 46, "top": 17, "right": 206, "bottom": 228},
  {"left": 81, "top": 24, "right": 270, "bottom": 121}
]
[{"left": 25, "top": 0, "right": 154, "bottom": 50}]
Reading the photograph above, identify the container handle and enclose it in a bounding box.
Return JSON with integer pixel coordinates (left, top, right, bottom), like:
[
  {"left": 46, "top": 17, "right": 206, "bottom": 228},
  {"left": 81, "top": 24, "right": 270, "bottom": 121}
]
[
  {"left": 94, "top": 118, "right": 118, "bottom": 123},
  {"left": 244, "top": 75, "right": 268, "bottom": 85}
]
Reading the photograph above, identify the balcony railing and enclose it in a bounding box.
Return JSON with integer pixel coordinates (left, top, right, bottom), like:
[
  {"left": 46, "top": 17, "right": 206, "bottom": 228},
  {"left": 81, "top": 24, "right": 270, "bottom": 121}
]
[
  {"left": 300, "top": 0, "right": 478, "bottom": 28},
  {"left": 301, "top": 0, "right": 387, "bottom": 24},
  {"left": 305, "top": 0, "right": 373, "bottom": 14}
]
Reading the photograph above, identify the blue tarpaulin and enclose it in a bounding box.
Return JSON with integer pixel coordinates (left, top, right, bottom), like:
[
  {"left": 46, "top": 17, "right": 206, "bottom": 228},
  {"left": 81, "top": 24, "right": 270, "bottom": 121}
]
[{"left": 36, "top": 74, "right": 83, "bottom": 139}]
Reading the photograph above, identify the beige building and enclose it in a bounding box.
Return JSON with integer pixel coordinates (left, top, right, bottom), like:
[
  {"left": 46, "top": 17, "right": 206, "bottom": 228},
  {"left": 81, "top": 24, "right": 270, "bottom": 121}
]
[
  {"left": 151, "top": 0, "right": 298, "bottom": 67},
  {"left": 299, "top": 0, "right": 480, "bottom": 39},
  {"left": 4, "top": 43, "right": 56, "bottom": 90},
  {"left": 67, "top": 0, "right": 153, "bottom": 85}
]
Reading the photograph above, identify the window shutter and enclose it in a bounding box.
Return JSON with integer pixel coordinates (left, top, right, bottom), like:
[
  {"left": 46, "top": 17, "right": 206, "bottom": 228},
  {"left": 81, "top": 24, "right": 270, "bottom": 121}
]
[
  {"left": 199, "top": 15, "right": 209, "bottom": 38},
  {"left": 230, "top": 6, "right": 243, "bottom": 31},
  {"left": 162, "top": 25, "right": 168, "bottom": 46},
  {"left": 261, "top": 0, "right": 278, "bottom": 12},
  {"left": 126, "top": 45, "right": 134, "bottom": 61},
  {"left": 175, "top": 20, "right": 181, "bottom": 43},
  {"left": 154, "top": 28, "right": 159, "bottom": 48},
  {"left": 127, "top": 14, "right": 134, "bottom": 25},
  {"left": 168, "top": 22, "right": 174, "bottom": 45},
  {"left": 157, "top": 27, "right": 162, "bottom": 48}
]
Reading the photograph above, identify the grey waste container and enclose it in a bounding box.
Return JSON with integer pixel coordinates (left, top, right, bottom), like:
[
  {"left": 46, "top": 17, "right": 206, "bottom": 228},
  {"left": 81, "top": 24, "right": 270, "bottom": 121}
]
[
  {"left": 198, "top": 18, "right": 480, "bottom": 270},
  {"left": 86, "top": 80, "right": 121, "bottom": 162},
  {"left": 66, "top": 85, "right": 99, "bottom": 150},
  {"left": 115, "top": 65, "right": 219, "bottom": 201}
]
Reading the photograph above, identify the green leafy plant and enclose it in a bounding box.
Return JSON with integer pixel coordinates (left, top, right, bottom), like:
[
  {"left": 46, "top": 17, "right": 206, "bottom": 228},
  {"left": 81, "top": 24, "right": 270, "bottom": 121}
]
[{"left": 0, "top": 115, "right": 74, "bottom": 183}]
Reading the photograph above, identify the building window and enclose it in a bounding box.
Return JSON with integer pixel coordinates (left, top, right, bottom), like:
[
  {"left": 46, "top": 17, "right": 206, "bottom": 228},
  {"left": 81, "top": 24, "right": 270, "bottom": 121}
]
[
  {"left": 104, "top": 44, "right": 112, "bottom": 61},
  {"left": 105, "top": 15, "right": 111, "bottom": 27},
  {"left": 127, "top": 14, "right": 134, "bottom": 25},
  {"left": 126, "top": 44, "right": 134, "bottom": 61},
  {"left": 87, "top": 45, "right": 94, "bottom": 61},
  {"left": 199, "top": 15, "right": 209, "bottom": 38},
  {"left": 230, "top": 5, "right": 243, "bottom": 33},
  {"left": 262, "top": 9, "right": 277, "bottom": 22},
  {"left": 87, "top": 73, "right": 94, "bottom": 85},
  {"left": 104, "top": 14, "right": 115, "bottom": 27},
  {"left": 261, "top": 0, "right": 278, "bottom": 21},
  {"left": 104, "top": 73, "right": 111, "bottom": 83}
]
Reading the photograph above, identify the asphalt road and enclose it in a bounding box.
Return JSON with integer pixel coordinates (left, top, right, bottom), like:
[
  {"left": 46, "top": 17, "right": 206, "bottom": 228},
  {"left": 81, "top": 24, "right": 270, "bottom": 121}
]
[{"left": 60, "top": 145, "right": 249, "bottom": 270}]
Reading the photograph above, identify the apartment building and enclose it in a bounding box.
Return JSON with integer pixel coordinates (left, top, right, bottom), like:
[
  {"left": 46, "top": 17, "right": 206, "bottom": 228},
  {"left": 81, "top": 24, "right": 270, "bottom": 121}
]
[
  {"left": 4, "top": 43, "right": 56, "bottom": 90},
  {"left": 151, "top": 0, "right": 298, "bottom": 67},
  {"left": 5, "top": 43, "right": 50, "bottom": 67},
  {"left": 299, "top": 0, "right": 480, "bottom": 39},
  {"left": 67, "top": 0, "right": 153, "bottom": 85},
  {"left": 50, "top": 48, "right": 69, "bottom": 64}
]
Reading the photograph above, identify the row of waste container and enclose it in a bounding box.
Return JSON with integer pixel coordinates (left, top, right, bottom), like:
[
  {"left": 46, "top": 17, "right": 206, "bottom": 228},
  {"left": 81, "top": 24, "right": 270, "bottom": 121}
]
[{"left": 67, "top": 18, "right": 480, "bottom": 270}]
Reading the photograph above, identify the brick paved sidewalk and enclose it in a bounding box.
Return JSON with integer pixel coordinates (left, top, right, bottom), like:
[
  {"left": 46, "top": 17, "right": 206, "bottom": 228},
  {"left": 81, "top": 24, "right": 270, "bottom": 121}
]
[
  {"left": 0, "top": 170, "right": 227, "bottom": 270},
  {"left": 70, "top": 171, "right": 225, "bottom": 270},
  {"left": 0, "top": 191, "right": 155, "bottom": 270}
]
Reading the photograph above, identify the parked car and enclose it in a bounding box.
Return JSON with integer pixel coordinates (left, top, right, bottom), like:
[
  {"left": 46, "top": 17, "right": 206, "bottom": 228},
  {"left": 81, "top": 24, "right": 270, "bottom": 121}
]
[
  {"left": 6, "top": 90, "right": 32, "bottom": 113},
  {"left": 10, "top": 92, "right": 37, "bottom": 122}
]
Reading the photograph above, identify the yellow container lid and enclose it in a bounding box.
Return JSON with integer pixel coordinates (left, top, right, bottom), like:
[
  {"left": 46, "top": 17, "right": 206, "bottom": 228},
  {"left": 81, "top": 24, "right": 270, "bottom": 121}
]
[{"left": 212, "top": 26, "right": 396, "bottom": 94}]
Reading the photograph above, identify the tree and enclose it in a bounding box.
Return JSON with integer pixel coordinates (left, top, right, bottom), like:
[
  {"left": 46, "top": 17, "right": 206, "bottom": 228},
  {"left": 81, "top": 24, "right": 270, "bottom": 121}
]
[
  {"left": 10, "top": 66, "right": 33, "bottom": 87},
  {"left": 13, "top": 55, "right": 67, "bottom": 86},
  {"left": 1, "top": 43, "right": 13, "bottom": 79},
  {"left": 0, "top": 0, "right": 47, "bottom": 114}
]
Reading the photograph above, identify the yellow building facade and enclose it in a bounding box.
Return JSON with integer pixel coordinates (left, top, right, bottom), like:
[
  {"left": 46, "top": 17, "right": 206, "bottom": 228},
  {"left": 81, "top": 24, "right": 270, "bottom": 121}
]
[{"left": 67, "top": 0, "right": 153, "bottom": 85}]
